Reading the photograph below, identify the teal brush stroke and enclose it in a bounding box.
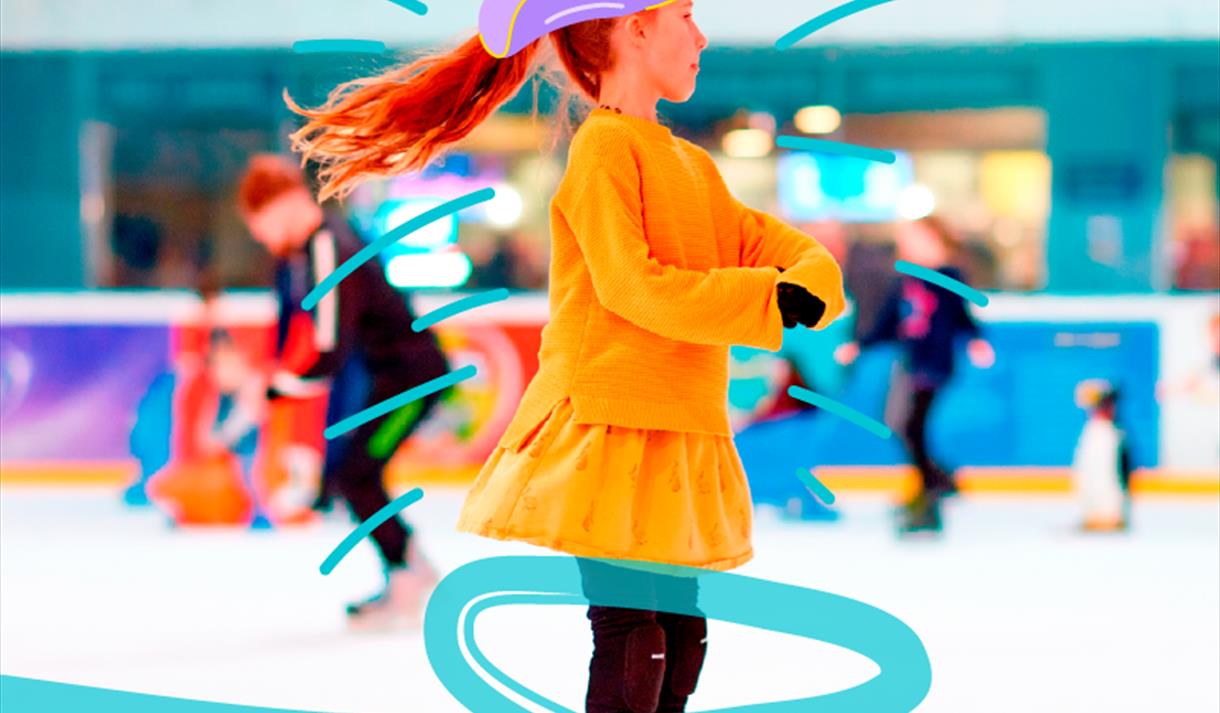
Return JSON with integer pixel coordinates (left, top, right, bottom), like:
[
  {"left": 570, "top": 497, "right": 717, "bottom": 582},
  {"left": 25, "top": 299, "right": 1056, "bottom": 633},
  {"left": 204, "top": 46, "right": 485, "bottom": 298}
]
[
  {"left": 788, "top": 385, "right": 893, "bottom": 439},
  {"left": 320, "top": 487, "right": 424, "bottom": 575},
  {"left": 775, "top": 0, "right": 897, "bottom": 50},
  {"left": 797, "top": 468, "right": 837, "bottom": 505},
  {"left": 302, "top": 187, "right": 496, "bottom": 311},
  {"left": 776, "top": 135, "right": 897, "bottom": 164},
  {"left": 412, "top": 288, "right": 510, "bottom": 332},
  {"left": 292, "top": 39, "right": 387, "bottom": 54},
  {"left": 324, "top": 365, "right": 477, "bottom": 440},
  {"left": 387, "top": 0, "right": 429, "bottom": 14},
  {"left": 894, "top": 260, "right": 991, "bottom": 307}
]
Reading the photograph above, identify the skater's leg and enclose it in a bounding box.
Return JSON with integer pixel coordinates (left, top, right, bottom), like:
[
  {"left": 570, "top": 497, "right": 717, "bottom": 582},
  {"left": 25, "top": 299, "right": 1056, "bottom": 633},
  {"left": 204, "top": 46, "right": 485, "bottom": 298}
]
[
  {"left": 333, "top": 387, "right": 443, "bottom": 624},
  {"left": 579, "top": 559, "right": 668, "bottom": 713},
  {"left": 329, "top": 420, "right": 410, "bottom": 565},
  {"left": 331, "top": 386, "right": 440, "bottom": 567},
  {"left": 655, "top": 575, "right": 707, "bottom": 712},
  {"left": 902, "top": 387, "right": 953, "bottom": 494}
]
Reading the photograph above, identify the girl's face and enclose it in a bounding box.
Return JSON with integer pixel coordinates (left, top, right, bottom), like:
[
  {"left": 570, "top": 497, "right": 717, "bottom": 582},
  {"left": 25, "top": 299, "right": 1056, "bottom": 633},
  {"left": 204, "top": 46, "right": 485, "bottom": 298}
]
[{"left": 623, "top": 1, "right": 707, "bottom": 103}]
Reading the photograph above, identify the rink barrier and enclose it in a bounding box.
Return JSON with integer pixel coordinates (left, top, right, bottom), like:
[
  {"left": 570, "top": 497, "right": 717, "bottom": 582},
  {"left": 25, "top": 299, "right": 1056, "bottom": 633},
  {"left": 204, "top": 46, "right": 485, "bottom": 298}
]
[
  {"left": 3, "top": 463, "right": 1218, "bottom": 495},
  {"left": 424, "top": 555, "right": 932, "bottom": 712}
]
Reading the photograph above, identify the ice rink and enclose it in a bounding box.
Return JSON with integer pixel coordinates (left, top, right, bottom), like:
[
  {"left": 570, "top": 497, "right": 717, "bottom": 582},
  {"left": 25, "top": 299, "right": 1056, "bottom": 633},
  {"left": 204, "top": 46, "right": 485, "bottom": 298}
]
[{"left": 2, "top": 486, "right": 1217, "bottom": 713}]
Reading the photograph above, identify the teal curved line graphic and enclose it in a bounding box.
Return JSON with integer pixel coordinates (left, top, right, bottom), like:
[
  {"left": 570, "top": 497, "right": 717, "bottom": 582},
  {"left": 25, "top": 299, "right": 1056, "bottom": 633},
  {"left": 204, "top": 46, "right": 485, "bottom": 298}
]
[
  {"left": 775, "top": 0, "right": 897, "bottom": 50},
  {"left": 775, "top": 136, "right": 897, "bottom": 164},
  {"left": 424, "top": 556, "right": 933, "bottom": 712},
  {"left": 388, "top": 0, "right": 429, "bottom": 14},
  {"left": 323, "top": 365, "right": 477, "bottom": 439},
  {"left": 412, "top": 288, "right": 511, "bottom": 332},
  {"left": 319, "top": 487, "right": 424, "bottom": 575},
  {"left": 301, "top": 187, "right": 496, "bottom": 311},
  {"left": 894, "top": 260, "right": 991, "bottom": 307},
  {"left": 463, "top": 592, "right": 589, "bottom": 713},
  {"left": 788, "top": 385, "right": 894, "bottom": 439},
  {"left": 291, "top": 39, "right": 387, "bottom": 54},
  {"left": 797, "top": 467, "right": 837, "bottom": 505},
  {"left": 0, "top": 675, "right": 315, "bottom": 713}
]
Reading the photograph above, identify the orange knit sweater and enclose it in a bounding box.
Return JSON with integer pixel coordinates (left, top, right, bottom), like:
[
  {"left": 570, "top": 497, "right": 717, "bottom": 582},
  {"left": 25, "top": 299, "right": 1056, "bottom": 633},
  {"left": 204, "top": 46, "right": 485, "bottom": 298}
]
[{"left": 496, "top": 108, "right": 845, "bottom": 449}]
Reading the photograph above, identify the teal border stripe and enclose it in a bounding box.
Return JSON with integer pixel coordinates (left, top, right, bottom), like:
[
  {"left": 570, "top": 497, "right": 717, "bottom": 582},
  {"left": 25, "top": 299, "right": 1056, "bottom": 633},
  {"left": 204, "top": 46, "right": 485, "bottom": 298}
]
[{"left": 0, "top": 675, "right": 318, "bottom": 713}]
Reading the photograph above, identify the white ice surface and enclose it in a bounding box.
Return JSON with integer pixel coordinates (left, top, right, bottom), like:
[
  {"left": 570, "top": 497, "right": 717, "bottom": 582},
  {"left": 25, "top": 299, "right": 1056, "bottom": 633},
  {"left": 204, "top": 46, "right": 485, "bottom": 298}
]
[{"left": 1, "top": 487, "right": 1217, "bottom": 713}]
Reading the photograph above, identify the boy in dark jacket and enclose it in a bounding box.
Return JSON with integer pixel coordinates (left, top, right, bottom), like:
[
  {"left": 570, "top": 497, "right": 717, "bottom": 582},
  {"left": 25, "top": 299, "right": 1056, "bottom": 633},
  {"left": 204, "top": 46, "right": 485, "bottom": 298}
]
[
  {"left": 837, "top": 216, "right": 994, "bottom": 532},
  {"left": 238, "top": 155, "right": 451, "bottom": 626}
]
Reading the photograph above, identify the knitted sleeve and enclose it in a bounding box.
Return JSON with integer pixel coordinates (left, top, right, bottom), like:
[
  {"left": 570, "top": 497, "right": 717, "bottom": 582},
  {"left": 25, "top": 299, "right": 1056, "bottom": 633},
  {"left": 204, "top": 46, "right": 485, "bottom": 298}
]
[
  {"left": 693, "top": 146, "right": 846, "bottom": 331},
  {"left": 563, "top": 133, "right": 785, "bottom": 350},
  {"left": 733, "top": 204, "right": 845, "bottom": 331}
]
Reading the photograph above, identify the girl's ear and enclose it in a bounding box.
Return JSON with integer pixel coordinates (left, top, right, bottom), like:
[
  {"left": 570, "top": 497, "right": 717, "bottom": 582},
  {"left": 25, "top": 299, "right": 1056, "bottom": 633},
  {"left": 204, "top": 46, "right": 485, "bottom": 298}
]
[{"left": 621, "top": 14, "right": 649, "bottom": 45}]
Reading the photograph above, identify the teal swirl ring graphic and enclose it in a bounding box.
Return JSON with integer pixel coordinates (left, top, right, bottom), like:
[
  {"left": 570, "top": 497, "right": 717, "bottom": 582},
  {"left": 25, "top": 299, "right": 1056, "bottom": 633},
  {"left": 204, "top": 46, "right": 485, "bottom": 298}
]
[{"left": 424, "top": 556, "right": 932, "bottom": 712}]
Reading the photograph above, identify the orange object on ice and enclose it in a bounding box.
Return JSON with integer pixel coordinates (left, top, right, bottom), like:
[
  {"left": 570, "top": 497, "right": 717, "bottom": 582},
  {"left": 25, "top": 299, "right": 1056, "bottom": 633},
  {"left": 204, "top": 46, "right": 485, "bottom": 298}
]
[
  {"left": 258, "top": 396, "right": 327, "bottom": 525},
  {"left": 148, "top": 452, "right": 253, "bottom": 526}
]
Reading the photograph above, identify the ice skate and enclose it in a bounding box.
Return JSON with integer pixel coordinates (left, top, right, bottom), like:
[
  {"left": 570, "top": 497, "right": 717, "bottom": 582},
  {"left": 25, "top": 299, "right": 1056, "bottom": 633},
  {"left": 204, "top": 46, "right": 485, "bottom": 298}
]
[
  {"left": 897, "top": 493, "right": 943, "bottom": 535},
  {"left": 346, "top": 543, "right": 438, "bottom": 630}
]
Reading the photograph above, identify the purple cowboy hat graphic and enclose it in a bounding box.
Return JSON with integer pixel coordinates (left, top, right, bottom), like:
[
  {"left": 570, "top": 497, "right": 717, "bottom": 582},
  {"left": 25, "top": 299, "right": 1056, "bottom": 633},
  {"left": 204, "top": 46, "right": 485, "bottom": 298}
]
[{"left": 478, "top": 0, "right": 677, "bottom": 59}]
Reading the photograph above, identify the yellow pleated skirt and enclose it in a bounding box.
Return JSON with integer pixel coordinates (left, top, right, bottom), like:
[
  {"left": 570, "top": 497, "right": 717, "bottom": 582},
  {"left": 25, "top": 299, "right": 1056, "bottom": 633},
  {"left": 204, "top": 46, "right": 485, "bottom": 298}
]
[{"left": 456, "top": 397, "right": 754, "bottom": 572}]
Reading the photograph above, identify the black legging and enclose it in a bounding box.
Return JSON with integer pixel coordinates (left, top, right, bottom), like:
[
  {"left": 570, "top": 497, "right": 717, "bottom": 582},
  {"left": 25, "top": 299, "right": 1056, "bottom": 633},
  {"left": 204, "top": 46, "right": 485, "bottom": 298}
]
[
  {"left": 326, "top": 382, "right": 441, "bottom": 567},
  {"left": 902, "top": 387, "right": 953, "bottom": 493},
  {"left": 578, "top": 558, "right": 709, "bottom": 713}
]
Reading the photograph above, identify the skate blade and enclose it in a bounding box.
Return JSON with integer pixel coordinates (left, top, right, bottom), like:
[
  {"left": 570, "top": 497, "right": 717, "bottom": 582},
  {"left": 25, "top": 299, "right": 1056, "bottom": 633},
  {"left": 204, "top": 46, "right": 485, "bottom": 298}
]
[{"left": 346, "top": 609, "right": 423, "bottom": 632}]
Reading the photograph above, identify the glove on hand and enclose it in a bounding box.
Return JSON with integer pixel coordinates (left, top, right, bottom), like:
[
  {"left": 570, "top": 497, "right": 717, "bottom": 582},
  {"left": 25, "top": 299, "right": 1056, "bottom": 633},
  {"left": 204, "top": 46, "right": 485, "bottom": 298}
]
[{"left": 775, "top": 268, "right": 827, "bottom": 329}]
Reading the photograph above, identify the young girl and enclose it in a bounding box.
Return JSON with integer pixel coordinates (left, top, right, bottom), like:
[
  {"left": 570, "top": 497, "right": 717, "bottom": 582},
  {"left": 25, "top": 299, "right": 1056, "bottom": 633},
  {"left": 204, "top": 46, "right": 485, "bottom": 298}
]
[{"left": 287, "top": 1, "right": 845, "bottom": 709}]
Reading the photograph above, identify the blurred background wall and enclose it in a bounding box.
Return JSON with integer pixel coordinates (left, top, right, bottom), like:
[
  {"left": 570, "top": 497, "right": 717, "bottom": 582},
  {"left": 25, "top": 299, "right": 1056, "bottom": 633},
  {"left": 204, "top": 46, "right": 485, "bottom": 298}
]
[{"left": 2, "top": 0, "right": 1217, "bottom": 484}]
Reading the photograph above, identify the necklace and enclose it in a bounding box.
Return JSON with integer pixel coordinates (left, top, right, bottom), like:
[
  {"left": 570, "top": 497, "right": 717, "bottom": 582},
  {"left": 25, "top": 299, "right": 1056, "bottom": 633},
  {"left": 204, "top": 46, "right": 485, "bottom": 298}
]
[{"left": 598, "top": 104, "right": 623, "bottom": 114}]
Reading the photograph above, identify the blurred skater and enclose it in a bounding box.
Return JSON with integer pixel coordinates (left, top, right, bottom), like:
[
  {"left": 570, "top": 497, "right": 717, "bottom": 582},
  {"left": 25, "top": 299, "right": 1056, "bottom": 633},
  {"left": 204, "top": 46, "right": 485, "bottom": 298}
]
[
  {"left": 837, "top": 216, "right": 994, "bottom": 533},
  {"left": 237, "top": 155, "right": 451, "bottom": 627},
  {"left": 197, "top": 322, "right": 270, "bottom": 529},
  {"left": 1072, "top": 380, "right": 1133, "bottom": 532}
]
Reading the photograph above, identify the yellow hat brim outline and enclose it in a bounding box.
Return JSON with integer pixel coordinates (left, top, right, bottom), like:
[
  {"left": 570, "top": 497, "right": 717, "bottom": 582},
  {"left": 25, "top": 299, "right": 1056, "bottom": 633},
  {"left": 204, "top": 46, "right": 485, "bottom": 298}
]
[{"left": 479, "top": 0, "right": 678, "bottom": 59}]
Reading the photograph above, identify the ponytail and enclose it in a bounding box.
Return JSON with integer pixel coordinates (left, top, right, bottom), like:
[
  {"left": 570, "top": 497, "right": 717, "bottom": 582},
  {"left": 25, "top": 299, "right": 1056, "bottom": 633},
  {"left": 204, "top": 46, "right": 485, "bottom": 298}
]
[
  {"left": 286, "top": 16, "right": 625, "bottom": 202},
  {"left": 286, "top": 35, "right": 544, "bottom": 202}
]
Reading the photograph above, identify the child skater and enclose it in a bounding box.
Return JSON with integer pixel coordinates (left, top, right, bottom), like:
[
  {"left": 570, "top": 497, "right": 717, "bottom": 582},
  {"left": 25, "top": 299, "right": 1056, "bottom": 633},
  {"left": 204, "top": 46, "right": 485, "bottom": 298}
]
[
  {"left": 197, "top": 326, "right": 272, "bottom": 529},
  {"left": 285, "top": 1, "right": 845, "bottom": 708},
  {"left": 836, "top": 216, "right": 994, "bottom": 533},
  {"left": 237, "top": 156, "right": 451, "bottom": 627},
  {"left": 1072, "top": 380, "right": 1134, "bottom": 532}
]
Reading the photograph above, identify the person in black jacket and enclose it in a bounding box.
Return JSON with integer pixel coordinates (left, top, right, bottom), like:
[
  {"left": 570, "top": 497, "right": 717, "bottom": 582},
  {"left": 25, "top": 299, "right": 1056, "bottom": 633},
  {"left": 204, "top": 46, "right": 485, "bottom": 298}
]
[
  {"left": 837, "top": 216, "right": 994, "bottom": 533},
  {"left": 238, "top": 154, "right": 451, "bottom": 626}
]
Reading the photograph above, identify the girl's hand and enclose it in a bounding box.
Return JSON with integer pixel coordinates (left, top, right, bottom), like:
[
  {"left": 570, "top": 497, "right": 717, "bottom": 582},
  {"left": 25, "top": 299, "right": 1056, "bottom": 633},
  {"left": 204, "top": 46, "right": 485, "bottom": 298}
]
[
  {"left": 835, "top": 342, "right": 860, "bottom": 365},
  {"left": 967, "top": 338, "right": 995, "bottom": 368},
  {"left": 776, "top": 282, "right": 826, "bottom": 329}
]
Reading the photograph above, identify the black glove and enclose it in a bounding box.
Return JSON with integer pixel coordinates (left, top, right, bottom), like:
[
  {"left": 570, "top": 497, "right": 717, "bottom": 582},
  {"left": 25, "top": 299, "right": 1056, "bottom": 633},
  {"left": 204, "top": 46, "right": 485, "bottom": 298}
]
[{"left": 777, "top": 282, "right": 827, "bottom": 329}]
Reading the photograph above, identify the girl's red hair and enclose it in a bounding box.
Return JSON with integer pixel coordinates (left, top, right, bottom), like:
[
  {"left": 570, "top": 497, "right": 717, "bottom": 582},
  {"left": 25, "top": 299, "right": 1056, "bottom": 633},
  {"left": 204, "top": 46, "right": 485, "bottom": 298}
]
[{"left": 286, "top": 16, "right": 637, "bottom": 202}]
